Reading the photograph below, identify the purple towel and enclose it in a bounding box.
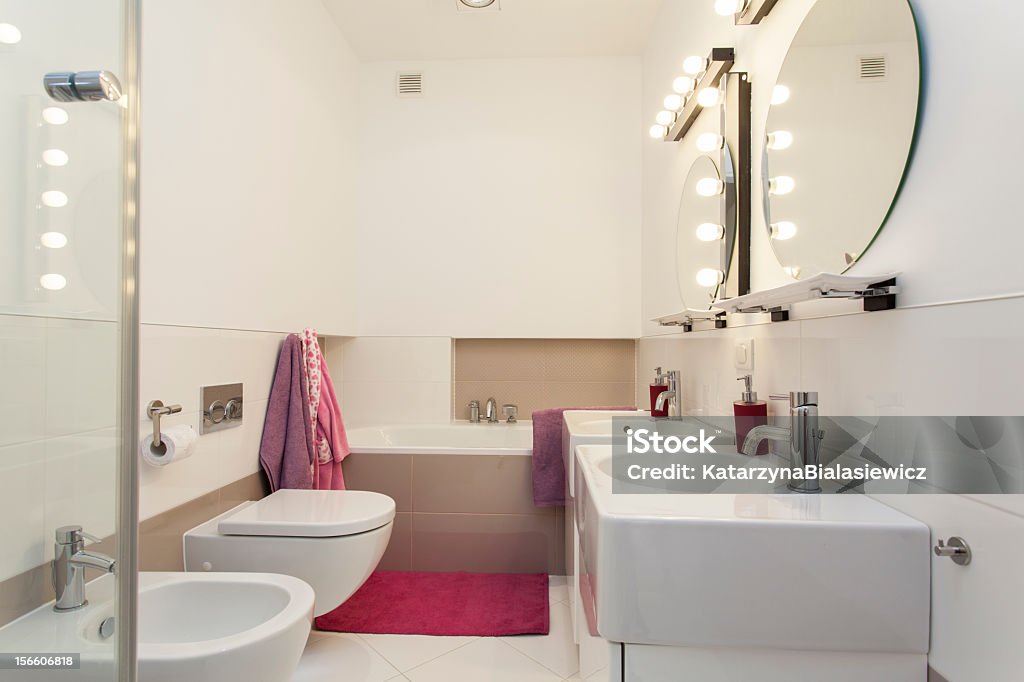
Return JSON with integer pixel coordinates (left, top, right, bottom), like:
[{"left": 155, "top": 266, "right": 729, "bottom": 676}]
[
  {"left": 531, "top": 406, "right": 636, "bottom": 507},
  {"left": 259, "top": 335, "right": 315, "bottom": 491}
]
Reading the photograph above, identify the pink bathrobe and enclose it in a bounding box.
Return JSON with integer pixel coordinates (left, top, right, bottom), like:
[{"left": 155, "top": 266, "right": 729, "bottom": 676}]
[{"left": 314, "top": 356, "right": 350, "bottom": 490}]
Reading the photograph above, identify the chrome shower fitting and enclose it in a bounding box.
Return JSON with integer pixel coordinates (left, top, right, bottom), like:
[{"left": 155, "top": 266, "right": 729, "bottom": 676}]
[{"left": 44, "top": 70, "right": 123, "bottom": 102}]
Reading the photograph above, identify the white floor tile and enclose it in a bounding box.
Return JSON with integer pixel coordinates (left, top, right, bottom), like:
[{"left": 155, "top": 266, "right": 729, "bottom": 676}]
[
  {"left": 293, "top": 632, "right": 400, "bottom": 682},
  {"left": 499, "top": 600, "right": 579, "bottom": 679},
  {"left": 359, "top": 633, "right": 477, "bottom": 673},
  {"left": 404, "top": 639, "right": 563, "bottom": 682},
  {"left": 548, "top": 575, "right": 569, "bottom": 604}
]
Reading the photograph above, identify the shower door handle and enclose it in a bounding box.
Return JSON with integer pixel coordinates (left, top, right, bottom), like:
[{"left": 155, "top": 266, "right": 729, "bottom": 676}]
[{"left": 44, "top": 70, "right": 123, "bottom": 102}]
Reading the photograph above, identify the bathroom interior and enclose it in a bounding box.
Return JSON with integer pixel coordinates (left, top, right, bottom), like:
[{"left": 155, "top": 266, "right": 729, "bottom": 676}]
[{"left": 1, "top": 0, "right": 1022, "bottom": 681}]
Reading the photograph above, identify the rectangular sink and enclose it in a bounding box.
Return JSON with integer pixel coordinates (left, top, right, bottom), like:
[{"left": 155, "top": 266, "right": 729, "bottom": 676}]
[
  {"left": 574, "top": 444, "right": 930, "bottom": 654},
  {"left": 562, "top": 410, "right": 649, "bottom": 499}
]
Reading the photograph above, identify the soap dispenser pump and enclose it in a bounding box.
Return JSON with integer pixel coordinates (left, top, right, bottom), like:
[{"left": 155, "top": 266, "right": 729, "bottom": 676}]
[{"left": 734, "top": 375, "right": 768, "bottom": 455}]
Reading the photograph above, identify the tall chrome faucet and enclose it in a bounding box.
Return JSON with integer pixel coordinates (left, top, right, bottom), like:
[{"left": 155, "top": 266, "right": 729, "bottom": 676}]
[
  {"left": 654, "top": 370, "right": 681, "bottom": 417},
  {"left": 741, "top": 391, "right": 824, "bottom": 493},
  {"left": 52, "top": 525, "right": 116, "bottom": 611}
]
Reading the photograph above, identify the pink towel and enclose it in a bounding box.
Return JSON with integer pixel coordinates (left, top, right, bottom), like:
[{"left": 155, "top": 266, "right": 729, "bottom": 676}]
[
  {"left": 259, "top": 335, "right": 315, "bottom": 491},
  {"left": 301, "top": 328, "right": 350, "bottom": 491},
  {"left": 531, "top": 406, "right": 635, "bottom": 507}
]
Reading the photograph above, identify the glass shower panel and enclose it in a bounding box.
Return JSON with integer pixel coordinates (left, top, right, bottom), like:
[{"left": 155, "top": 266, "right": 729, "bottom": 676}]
[{"left": 0, "top": 1, "right": 133, "bottom": 680}]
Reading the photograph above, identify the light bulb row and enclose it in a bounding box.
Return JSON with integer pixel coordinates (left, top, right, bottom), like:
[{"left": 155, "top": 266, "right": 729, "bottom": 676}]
[
  {"left": 38, "top": 107, "right": 71, "bottom": 291},
  {"left": 649, "top": 55, "right": 725, "bottom": 139},
  {"left": 714, "top": 0, "right": 750, "bottom": 17}
]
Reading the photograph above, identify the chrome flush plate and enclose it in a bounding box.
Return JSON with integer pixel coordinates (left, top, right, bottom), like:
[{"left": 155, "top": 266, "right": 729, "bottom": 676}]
[{"left": 200, "top": 383, "right": 243, "bottom": 435}]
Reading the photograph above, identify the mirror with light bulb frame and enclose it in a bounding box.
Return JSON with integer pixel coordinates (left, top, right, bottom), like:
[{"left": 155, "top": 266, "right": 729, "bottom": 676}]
[{"left": 761, "top": 0, "right": 920, "bottom": 281}]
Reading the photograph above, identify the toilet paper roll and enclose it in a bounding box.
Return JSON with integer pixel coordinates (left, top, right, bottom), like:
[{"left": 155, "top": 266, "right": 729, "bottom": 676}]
[{"left": 141, "top": 424, "right": 199, "bottom": 466}]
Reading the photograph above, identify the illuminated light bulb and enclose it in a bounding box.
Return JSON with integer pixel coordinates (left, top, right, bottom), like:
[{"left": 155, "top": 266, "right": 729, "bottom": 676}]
[
  {"left": 40, "top": 232, "right": 69, "bottom": 249},
  {"left": 663, "top": 94, "right": 683, "bottom": 112},
  {"left": 42, "top": 149, "right": 69, "bottom": 166},
  {"left": 771, "top": 84, "right": 791, "bottom": 105},
  {"left": 715, "top": 0, "right": 749, "bottom": 16},
  {"left": 649, "top": 124, "right": 667, "bottom": 139},
  {"left": 769, "top": 176, "right": 795, "bottom": 195},
  {"left": 696, "top": 132, "right": 724, "bottom": 153},
  {"left": 770, "top": 221, "right": 798, "bottom": 241},
  {"left": 41, "top": 190, "right": 68, "bottom": 207},
  {"left": 41, "top": 107, "right": 69, "bottom": 125},
  {"left": 766, "top": 130, "right": 793, "bottom": 151},
  {"left": 0, "top": 23, "right": 21, "bottom": 44},
  {"left": 696, "top": 87, "right": 721, "bottom": 108},
  {"left": 655, "top": 110, "right": 675, "bottom": 127},
  {"left": 39, "top": 273, "right": 67, "bottom": 290},
  {"left": 672, "top": 76, "right": 695, "bottom": 95},
  {"left": 696, "top": 268, "right": 725, "bottom": 288},
  {"left": 696, "top": 223, "right": 725, "bottom": 242},
  {"left": 683, "top": 55, "right": 707, "bottom": 76},
  {"left": 696, "top": 177, "right": 724, "bottom": 197}
]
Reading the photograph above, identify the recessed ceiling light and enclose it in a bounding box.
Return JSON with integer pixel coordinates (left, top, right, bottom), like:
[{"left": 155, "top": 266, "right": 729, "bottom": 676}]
[{"left": 459, "top": 0, "right": 496, "bottom": 7}]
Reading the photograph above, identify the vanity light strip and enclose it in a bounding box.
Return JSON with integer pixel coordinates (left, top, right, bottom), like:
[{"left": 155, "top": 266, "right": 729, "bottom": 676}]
[
  {"left": 664, "top": 47, "right": 735, "bottom": 143},
  {"left": 735, "top": 0, "right": 779, "bottom": 25}
]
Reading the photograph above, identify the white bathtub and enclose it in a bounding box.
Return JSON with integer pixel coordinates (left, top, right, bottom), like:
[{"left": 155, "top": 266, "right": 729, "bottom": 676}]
[{"left": 346, "top": 422, "right": 533, "bottom": 456}]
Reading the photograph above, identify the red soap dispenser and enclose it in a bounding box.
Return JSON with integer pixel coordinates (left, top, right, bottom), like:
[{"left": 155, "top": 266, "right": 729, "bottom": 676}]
[
  {"left": 650, "top": 367, "right": 670, "bottom": 417},
  {"left": 734, "top": 375, "right": 768, "bottom": 455}
]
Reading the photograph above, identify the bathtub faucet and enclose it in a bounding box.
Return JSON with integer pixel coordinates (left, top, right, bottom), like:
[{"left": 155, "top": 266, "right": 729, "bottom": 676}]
[{"left": 484, "top": 397, "right": 499, "bottom": 423}]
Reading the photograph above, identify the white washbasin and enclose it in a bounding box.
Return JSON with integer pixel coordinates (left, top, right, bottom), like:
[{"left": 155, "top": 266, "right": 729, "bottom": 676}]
[
  {"left": 574, "top": 444, "right": 930, "bottom": 654},
  {"left": 562, "top": 410, "right": 649, "bottom": 499},
  {"left": 0, "top": 572, "right": 313, "bottom": 682}
]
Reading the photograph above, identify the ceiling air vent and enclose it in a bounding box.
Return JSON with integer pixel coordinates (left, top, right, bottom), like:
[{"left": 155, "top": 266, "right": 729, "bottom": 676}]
[
  {"left": 396, "top": 72, "right": 423, "bottom": 97},
  {"left": 858, "top": 55, "right": 887, "bottom": 81}
]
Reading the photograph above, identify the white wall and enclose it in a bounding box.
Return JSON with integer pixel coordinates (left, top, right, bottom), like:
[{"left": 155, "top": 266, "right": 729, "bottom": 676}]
[
  {"left": 356, "top": 57, "right": 642, "bottom": 338},
  {"left": 640, "top": 2, "right": 1024, "bottom": 680},
  {"left": 140, "top": 0, "right": 359, "bottom": 335}
]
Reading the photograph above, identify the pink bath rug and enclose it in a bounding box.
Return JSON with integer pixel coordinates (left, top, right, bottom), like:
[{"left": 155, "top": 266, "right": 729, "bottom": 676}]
[{"left": 314, "top": 570, "right": 550, "bottom": 636}]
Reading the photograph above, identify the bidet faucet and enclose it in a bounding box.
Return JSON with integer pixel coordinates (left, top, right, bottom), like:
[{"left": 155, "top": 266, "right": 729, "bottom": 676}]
[
  {"left": 654, "top": 370, "right": 680, "bottom": 416},
  {"left": 740, "top": 391, "right": 824, "bottom": 493},
  {"left": 53, "top": 525, "right": 116, "bottom": 611}
]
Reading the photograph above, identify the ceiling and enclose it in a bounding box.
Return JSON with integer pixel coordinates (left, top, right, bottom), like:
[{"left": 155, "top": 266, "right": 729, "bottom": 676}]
[{"left": 321, "top": 0, "right": 664, "bottom": 61}]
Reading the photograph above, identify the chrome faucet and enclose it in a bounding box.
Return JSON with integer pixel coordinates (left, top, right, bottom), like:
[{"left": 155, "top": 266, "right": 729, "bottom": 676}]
[
  {"left": 52, "top": 525, "right": 116, "bottom": 611},
  {"left": 484, "top": 397, "right": 499, "bottom": 423},
  {"left": 741, "top": 391, "right": 824, "bottom": 493},
  {"left": 654, "top": 370, "right": 680, "bottom": 416}
]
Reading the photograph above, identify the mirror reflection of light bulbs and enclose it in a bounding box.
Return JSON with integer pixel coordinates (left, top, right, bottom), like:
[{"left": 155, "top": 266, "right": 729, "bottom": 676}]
[
  {"left": 41, "top": 190, "right": 68, "bottom": 207},
  {"left": 663, "top": 94, "right": 683, "bottom": 112},
  {"left": 683, "top": 55, "right": 707, "bottom": 76},
  {"left": 655, "top": 110, "right": 675, "bottom": 127},
  {"left": 39, "top": 273, "right": 67, "bottom": 290},
  {"left": 0, "top": 23, "right": 22, "bottom": 44},
  {"left": 696, "top": 87, "right": 721, "bottom": 108},
  {"left": 696, "top": 268, "right": 724, "bottom": 288},
  {"left": 40, "top": 232, "right": 69, "bottom": 249},
  {"left": 771, "top": 84, "right": 791, "bottom": 105},
  {"left": 769, "top": 176, "right": 795, "bottom": 195},
  {"left": 649, "top": 124, "right": 667, "bottom": 139},
  {"left": 770, "top": 221, "right": 798, "bottom": 241},
  {"left": 766, "top": 130, "right": 793, "bottom": 151},
  {"left": 42, "top": 149, "right": 69, "bottom": 167},
  {"left": 672, "top": 76, "right": 695, "bottom": 95},
  {"left": 696, "top": 132, "right": 724, "bottom": 153},
  {"left": 714, "top": 0, "right": 748, "bottom": 16},
  {"left": 696, "top": 223, "right": 725, "bottom": 242},
  {"left": 696, "top": 177, "right": 724, "bottom": 197},
  {"left": 42, "top": 107, "right": 69, "bottom": 125}
]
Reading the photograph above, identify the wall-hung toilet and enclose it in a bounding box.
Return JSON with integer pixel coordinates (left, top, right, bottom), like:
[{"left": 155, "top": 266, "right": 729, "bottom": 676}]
[{"left": 184, "top": 489, "right": 395, "bottom": 617}]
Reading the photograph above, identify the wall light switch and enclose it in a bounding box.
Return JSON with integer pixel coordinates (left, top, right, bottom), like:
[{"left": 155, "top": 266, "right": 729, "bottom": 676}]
[{"left": 734, "top": 338, "right": 754, "bottom": 371}]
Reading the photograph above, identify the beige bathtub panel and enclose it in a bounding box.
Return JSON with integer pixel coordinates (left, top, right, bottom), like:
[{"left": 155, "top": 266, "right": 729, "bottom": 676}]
[
  {"left": 343, "top": 453, "right": 413, "bottom": 512},
  {"left": 412, "top": 454, "right": 541, "bottom": 515},
  {"left": 410, "top": 512, "right": 561, "bottom": 574}
]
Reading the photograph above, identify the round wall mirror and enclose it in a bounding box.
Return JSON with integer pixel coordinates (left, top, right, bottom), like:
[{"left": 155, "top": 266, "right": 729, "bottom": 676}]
[
  {"left": 763, "top": 0, "right": 919, "bottom": 279},
  {"left": 676, "top": 155, "right": 728, "bottom": 310}
]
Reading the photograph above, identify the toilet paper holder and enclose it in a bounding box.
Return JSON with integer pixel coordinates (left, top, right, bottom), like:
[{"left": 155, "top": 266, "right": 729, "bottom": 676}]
[{"left": 147, "top": 400, "right": 183, "bottom": 449}]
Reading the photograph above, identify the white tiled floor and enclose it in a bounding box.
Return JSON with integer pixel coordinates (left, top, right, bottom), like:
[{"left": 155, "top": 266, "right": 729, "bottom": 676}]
[{"left": 293, "top": 576, "right": 578, "bottom": 682}]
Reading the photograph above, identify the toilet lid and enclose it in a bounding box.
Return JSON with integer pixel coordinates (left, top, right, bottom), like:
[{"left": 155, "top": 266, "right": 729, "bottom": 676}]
[{"left": 218, "top": 489, "right": 396, "bottom": 538}]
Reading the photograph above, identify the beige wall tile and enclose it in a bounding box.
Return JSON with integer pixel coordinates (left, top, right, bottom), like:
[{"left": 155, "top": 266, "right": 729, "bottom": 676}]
[
  {"left": 343, "top": 453, "right": 413, "bottom": 512},
  {"left": 378, "top": 512, "right": 413, "bottom": 571},
  {"left": 543, "top": 381, "right": 636, "bottom": 411},
  {"left": 0, "top": 562, "right": 52, "bottom": 627},
  {"left": 454, "top": 339, "right": 549, "bottom": 381},
  {"left": 412, "top": 455, "right": 541, "bottom": 515},
  {"left": 453, "top": 381, "right": 549, "bottom": 420},
  {"left": 410, "top": 512, "right": 561, "bottom": 574}
]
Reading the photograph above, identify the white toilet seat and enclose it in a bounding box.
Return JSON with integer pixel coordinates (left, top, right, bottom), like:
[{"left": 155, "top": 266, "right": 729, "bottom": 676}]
[{"left": 218, "top": 489, "right": 395, "bottom": 538}]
